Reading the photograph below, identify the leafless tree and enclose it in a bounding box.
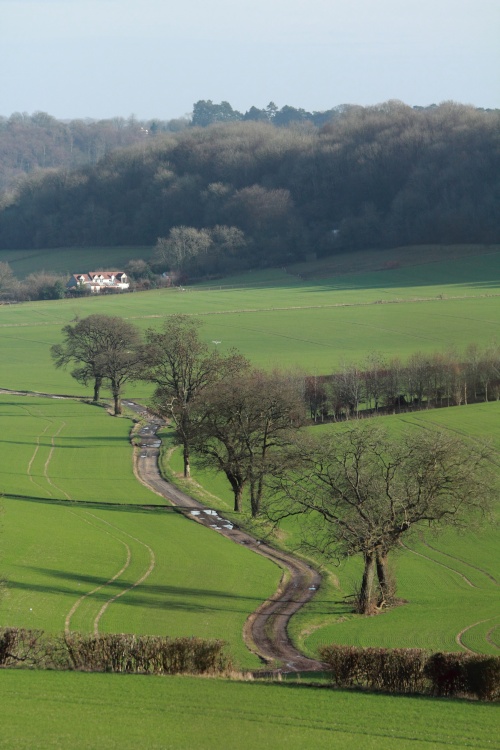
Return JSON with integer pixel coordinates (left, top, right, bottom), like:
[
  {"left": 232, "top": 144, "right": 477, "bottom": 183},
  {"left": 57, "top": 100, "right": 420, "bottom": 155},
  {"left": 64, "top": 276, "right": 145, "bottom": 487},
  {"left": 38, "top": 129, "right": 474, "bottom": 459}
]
[
  {"left": 142, "top": 315, "right": 248, "bottom": 477},
  {"left": 51, "top": 314, "right": 142, "bottom": 412},
  {"left": 192, "top": 369, "right": 305, "bottom": 514},
  {"left": 269, "top": 424, "right": 493, "bottom": 614}
]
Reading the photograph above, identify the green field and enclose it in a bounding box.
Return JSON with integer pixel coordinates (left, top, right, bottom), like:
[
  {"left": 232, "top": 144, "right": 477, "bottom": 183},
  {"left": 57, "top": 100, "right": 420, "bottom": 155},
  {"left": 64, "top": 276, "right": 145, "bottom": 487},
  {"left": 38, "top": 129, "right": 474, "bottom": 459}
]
[
  {"left": 0, "top": 246, "right": 154, "bottom": 278},
  {"left": 172, "top": 402, "right": 500, "bottom": 658},
  {"left": 1, "top": 670, "right": 498, "bottom": 750},
  {"left": 1, "top": 246, "right": 500, "bottom": 746},
  {"left": 0, "top": 395, "right": 280, "bottom": 667},
  {"left": 1, "top": 246, "right": 500, "bottom": 397}
]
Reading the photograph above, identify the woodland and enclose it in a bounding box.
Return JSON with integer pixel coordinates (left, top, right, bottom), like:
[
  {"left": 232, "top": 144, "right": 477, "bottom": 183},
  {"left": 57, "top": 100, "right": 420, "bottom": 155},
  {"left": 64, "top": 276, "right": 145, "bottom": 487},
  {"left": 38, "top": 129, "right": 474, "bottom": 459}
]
[{"left": 0, "top": 101, "right": 499, "bottom": 275}]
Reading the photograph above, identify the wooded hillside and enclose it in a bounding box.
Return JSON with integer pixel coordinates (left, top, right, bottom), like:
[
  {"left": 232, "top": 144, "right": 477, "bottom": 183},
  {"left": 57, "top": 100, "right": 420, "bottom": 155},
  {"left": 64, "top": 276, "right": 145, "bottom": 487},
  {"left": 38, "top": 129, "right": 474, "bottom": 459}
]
[{"left": 0, "top": 101, "right": 498, "bottom": 273}]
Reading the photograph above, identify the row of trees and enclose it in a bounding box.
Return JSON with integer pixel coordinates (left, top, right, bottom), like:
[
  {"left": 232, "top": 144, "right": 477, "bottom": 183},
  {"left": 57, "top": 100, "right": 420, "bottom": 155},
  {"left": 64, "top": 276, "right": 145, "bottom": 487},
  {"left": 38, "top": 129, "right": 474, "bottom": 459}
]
[
  {"left": 190, "top": 100, "right": 345, "bottom": 128},
  {"left": 2, "top": 102, "right": 499, "bottom": 262},
  {"left": 51, "top": 314, "right": 495, "bottom": 615},
  {"left": 306, "top": 345, "right": 500, "bottom": 422}
]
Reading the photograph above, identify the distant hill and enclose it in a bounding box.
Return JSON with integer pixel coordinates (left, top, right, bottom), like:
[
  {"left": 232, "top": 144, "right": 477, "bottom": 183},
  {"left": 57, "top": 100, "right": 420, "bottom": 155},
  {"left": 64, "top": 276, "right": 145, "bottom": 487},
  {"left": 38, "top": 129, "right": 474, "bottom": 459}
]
[{"left": 0, "top": 102, "right": 498, "bottom": 276}]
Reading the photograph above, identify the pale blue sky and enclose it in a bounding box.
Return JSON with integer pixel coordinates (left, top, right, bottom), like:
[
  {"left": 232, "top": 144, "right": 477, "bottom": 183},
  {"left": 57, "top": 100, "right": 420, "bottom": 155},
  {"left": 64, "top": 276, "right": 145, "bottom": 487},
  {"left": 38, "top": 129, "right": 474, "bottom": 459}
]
[{"left": 1, "top": 0, "right": 498, "bottom": 120}]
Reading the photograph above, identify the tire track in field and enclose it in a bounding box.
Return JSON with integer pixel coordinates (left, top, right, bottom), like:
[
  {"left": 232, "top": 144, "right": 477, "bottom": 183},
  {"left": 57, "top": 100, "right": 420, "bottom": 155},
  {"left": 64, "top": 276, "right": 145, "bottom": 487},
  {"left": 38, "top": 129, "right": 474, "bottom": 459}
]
[
  {"left": 64, "top": 509, "right": 131, "bottom": 635},
  {"left": 43, "top": 422, "right": 71, "bottom": 499},
  {"left": 400, "top": 413, "right": 500, "bottom": 469},
  {"left": 486, "top": 624, "right": 499, "bottom": 649},
  {"left": 61, "top": 507, "right": 155, "bottom": 636},
  {"left": 422, "top": 540, "right": 498, "bottom": 587},
  {"left": 81, "top": 511, "right": 156, "bottom": 635},
  {"left": 31, "top": 414, "right": 156, "bottom": 635},
  {"left": 403, "top": 544, "right": 476, "bottom": 587},
  {"left": 62, "top": 509, "right": 155, "bottom": 635},
  {"left": 27, "top": 422, "right": 54, "bottom": 497},
  {"left": 455, "top": 616, "right": 500, "bottom": 654},
  {"left": 404, "top": 542, "right": 498, "bottom": 655}
]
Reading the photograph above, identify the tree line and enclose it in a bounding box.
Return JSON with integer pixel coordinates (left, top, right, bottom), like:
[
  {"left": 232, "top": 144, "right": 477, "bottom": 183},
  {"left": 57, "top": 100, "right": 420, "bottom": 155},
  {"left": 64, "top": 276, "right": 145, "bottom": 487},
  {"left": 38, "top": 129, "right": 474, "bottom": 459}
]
[
  {"left": 0, "top": 111, "right": 190, "bottom": 194},
  {"left": 51, "top": 314, "right": 495, "bottom": 616},
  {"left": 1, "top": 102, "right": 499, "bottom": 269},
  {"left": 305, "top": 345, "right": 500, "bottom": 422}
]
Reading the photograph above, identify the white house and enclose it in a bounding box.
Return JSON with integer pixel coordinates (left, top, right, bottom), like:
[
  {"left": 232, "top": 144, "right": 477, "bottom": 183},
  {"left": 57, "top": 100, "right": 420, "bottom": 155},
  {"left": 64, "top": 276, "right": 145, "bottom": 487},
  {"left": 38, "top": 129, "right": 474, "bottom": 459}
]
[{"left": 67, "top": 271, "right": 129, "bottom": 293}]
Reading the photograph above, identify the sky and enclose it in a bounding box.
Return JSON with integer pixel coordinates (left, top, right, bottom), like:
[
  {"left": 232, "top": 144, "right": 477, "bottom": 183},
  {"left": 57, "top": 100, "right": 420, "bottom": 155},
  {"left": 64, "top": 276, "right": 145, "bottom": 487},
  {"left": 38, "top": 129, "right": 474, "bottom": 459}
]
[{"left": 1, "top": 0, "right": 499, "bottom": 121}]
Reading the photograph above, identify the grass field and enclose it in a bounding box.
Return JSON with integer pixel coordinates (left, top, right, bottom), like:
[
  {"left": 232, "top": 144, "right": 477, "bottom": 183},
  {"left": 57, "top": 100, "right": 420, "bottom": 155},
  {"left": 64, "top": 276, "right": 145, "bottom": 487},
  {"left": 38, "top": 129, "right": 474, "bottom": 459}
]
[
  {"left": 0, "top": 246, "right": 154, "bottom": 278},
  {"left": 0, "top": 395, "right": 280, "bottom": 668},
  {"left": 1, "top": 245, "right": 500, "bottom": 745},
  {"left": 1, "top": 670, "right": 498, "bottom": 750},
  {"left": 163, "top": 401, "right": 500, "bottom": 658},
  {"left": 1, "top": 246, "right": 500, "bottom": 397}
]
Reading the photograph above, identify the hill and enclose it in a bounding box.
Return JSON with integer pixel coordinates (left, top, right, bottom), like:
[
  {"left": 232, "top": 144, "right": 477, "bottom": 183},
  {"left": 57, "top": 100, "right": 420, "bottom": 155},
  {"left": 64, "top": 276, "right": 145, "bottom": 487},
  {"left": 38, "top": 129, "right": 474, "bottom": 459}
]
[{"left": 1, "top": 102, "right": 499, "bottom": 274}]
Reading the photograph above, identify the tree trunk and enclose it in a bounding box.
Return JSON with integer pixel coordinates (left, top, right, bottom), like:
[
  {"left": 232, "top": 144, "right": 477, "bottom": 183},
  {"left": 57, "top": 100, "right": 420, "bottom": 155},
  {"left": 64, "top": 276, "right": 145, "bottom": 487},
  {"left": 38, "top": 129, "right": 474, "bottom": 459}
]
[
  {"left": 376, "top": 550, "right": 391, "bottom": 606},
  {"left": 110, "top": 379, "right": 122, "bottom": 415},
  {"left": 359, "top": 551, "right": 376, "bottom": 614},
  {"left": 233, "top": 484, "right": 243, "bottom": 513},
  {"left": 183, "top": 443, "right": 191, "bottom": 478},
  {"left": 93, "top": 375, "right": 102, "bottom": 402},
  {"left": 250, "top": 475, "right": 264, "bottom": 517}
]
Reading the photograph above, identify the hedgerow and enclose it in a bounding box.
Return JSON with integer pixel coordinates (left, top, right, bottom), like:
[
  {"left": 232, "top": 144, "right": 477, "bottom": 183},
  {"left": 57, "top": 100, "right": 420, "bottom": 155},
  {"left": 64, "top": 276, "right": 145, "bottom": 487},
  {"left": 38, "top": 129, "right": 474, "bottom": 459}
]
[
  {"left": 320, "top": 644, "right": 499, "bottom": 701},
  {"left": 0, "top": 628, "right": 232, "bottom": 676}
]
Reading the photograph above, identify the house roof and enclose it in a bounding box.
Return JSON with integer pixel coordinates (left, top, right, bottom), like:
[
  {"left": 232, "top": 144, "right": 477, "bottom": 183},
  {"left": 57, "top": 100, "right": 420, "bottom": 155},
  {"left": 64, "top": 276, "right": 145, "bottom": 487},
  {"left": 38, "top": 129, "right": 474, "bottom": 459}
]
[{"left": 69, "top": 271, "right": 128, "bottom": 285}]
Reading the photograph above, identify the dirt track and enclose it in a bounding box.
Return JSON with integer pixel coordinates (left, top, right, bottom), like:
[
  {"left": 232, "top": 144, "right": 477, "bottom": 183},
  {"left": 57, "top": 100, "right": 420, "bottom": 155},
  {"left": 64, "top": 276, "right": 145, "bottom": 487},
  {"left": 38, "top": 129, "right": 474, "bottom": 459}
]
[{"left": 128, "top": 402, "right": 325, "bottom": 672}]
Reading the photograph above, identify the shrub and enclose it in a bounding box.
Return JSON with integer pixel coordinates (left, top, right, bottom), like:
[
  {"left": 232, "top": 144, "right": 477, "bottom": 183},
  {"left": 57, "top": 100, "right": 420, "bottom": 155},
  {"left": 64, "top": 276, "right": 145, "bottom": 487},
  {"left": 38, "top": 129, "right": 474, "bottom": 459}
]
[
  {"left": 465, "top": 657, "right": 500, "bottom": 702},
  {"left": 63, "top": 632, "right": 231, "bottom": 675},
  {"left": 320, "top": 643, "right": 500, "bottom": 701},
  {"left": 0, "top": 628, "right": 232, "bottom": 676},
  {"left": 319, "top": 644, "right": 428, "bottom": 694},
  {"left": 0, "top": 627, "right": 51, "bottom": 668},
  {"left": 424, "top": 652, "right": 471, "bottom": 697}
]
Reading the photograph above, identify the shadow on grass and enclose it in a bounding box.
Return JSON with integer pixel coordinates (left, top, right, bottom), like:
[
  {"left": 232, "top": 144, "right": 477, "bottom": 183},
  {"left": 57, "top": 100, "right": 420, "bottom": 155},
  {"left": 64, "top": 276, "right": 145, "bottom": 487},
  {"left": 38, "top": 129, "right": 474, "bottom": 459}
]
[
  {"left": 2, "top": 493, "right": 181, "bottom": 514},
  {"left": 8, "top": 566, "right": 297, "bottom": 613}
]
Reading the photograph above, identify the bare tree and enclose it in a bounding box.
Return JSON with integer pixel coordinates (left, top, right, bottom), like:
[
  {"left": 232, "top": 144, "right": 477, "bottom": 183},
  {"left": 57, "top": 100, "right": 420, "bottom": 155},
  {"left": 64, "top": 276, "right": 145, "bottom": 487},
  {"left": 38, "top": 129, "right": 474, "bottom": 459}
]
[
  {"left": 154, "top": 227, "right": 213, "bottom": 273},
  {"left": 51, "top": 314, "right": 142, "bottom": 411},
  {"left": 269, "top": 424, "right": 493, "bottom": 614},
  {"left": 192, "top": 369, "right": 305, "bottom": 514},
  {"left": 142, "top": 315, "right": 248, "bottom": 477},
  {"left": 0, "top": 262, "right": 17, "bottom": 300}
]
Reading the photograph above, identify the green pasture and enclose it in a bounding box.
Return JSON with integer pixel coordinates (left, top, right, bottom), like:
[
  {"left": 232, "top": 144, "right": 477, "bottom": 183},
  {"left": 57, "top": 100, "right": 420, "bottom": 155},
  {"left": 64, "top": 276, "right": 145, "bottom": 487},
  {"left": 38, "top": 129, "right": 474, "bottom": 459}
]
[
  {"left": 0, "top": 396, "right": 154, "bottom": 502},
  {"left": 1, "top": 247, "right": 500, "bottom": 396},
  {"left": 1, "top": 671, "right": 498, "bottom": 750},
  {"left": 0, "top": 395, "right": 280, "bottom": 668},
  {"left": 163, "top": 401, "right": 500, "bottom": 658},
  {"left": 0, "top": 246, "right": 154, "bottom": 278}
]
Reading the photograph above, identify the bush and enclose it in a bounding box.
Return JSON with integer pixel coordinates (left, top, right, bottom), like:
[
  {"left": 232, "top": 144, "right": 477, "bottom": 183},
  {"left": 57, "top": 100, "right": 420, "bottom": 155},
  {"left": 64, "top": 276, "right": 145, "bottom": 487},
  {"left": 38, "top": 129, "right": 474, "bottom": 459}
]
[
  {"left": 0, "top": 628, "right": 55, "bottom": 668},
  {"left": 320, "top": 644, "right": 428, "bottom": 694},
  {"left": 424, "top": 652, "right": 471, "bottom": 697},
  {"left": 0, "top": 628, "right": 232, "bottom": 676},
  {"left": 320, "top": 643, "right": 500, "bottom": 700},
  {"left": 465, "top": 657, "right": 500, "bottom": 702},
  {"left": 64, "top": 632, "right": 231, "bottom": 674}
]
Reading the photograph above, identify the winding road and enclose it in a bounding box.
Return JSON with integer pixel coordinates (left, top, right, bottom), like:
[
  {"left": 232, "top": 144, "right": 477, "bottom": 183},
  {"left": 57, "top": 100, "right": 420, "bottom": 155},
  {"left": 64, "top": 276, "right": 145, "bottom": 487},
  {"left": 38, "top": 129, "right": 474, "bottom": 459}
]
[{"left": 128, "top": 402, "right": 325, "bottom": 672}]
